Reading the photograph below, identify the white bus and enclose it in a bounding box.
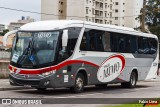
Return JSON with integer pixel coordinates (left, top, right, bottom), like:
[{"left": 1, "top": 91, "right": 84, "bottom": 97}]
[{"left": 6, "top": 20, "right": 159, "bottom": 93}]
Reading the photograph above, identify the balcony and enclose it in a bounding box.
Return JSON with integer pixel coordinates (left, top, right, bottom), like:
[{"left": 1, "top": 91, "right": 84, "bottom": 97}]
[
  {"left": 95, "top": 6, "right": 103, "bottom": 10},
  {"left": 95, "top": 15, "right": 103, "bottom": 19}
]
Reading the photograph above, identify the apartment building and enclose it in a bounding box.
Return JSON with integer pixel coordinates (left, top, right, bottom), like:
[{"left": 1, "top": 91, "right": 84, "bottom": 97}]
[
  {"left": 8, "top": 16, "right": 34, "bottom": 31},
  {"left": 41, "top": 0, "right": 143, "bottom": 28}
]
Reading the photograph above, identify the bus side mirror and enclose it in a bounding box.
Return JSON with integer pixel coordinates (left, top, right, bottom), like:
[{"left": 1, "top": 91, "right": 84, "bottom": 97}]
[
  {"left": 3, "top": 30, "right": 17, "bottom": 47},
  {"left": 62, "top": 29, "right": 68, "bottom": 52}
]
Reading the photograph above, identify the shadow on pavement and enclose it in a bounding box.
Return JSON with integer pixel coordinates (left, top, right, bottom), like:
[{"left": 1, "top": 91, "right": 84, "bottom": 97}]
[{"left": 13, "top": 84, "right": 152, "bottom": 96}]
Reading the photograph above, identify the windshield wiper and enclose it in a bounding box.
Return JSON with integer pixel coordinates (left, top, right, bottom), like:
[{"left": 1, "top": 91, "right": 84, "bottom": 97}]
[
  {"left": 17, "top": 34, "right": 39, "bottom": 67},
  {"left": 17, "top": 40, "right": 32, "bottom": 64}
]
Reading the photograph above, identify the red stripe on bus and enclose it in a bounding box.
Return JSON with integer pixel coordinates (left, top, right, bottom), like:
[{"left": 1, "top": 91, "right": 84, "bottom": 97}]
[{"left": 9, "top": 60, "right": 99, "bottom": 74}]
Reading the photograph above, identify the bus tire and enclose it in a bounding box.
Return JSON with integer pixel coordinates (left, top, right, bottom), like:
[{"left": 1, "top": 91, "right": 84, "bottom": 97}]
[
  {"left": 70, "top": 73, "right": 85, "bottom": 93},
  {"left": 36, "top": 88, "right": 46, "bottom": 91},
  {"left": 121, "top": 72, "right": 137, "bottom": 88}
]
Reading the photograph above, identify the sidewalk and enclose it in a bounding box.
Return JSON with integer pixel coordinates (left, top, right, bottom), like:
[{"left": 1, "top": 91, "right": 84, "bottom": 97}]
[{"left": 0, "top": 79, "right": 32, "bottom": 91}]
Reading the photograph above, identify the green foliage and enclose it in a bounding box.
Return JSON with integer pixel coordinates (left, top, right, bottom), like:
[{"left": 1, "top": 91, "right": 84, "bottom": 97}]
[
  {"left": 105, "top": 104, "right": 160, "bottom": 107},
  {"left": 145, "top": 0, "right": 160, "bottom": 37},
  {"left": 136, "top": 0, "right": 160, "bottom": 37},
  {"left": 0, "top": 29, "right": 9, "bottom": 36}
]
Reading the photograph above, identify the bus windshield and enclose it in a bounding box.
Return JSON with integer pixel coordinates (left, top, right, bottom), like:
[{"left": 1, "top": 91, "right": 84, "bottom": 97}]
[{"left": 11, "top": 31, "right": 60, "bottom": 68}]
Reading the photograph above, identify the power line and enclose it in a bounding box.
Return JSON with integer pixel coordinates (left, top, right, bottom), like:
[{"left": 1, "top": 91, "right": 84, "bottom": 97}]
[
  {"left": 0, "top": 6, "right": 139, "bottom": 19},
  {"left": 0, "top": 6, "right": 58, "bottom": 16}
]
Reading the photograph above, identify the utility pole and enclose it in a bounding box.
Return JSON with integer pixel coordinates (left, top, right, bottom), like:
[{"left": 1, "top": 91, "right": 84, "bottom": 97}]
[{"left": 141, "top": 0, "right": 146, "bottom": 32}]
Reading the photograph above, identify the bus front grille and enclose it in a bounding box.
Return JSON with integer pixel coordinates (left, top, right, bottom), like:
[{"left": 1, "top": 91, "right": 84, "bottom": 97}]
[{"left": 15, "top": 79, "right": 40, "bottom": 86}]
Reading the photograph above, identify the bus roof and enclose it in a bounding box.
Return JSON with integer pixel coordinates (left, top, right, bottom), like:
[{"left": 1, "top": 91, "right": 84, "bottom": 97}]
[{"left": 20, "top": 20, "right": 157, "bottom": 39}]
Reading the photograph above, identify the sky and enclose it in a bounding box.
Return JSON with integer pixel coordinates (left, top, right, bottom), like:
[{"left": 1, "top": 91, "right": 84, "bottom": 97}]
[{"left": 0, "top": 0, "right": 41, "bottom": 25}]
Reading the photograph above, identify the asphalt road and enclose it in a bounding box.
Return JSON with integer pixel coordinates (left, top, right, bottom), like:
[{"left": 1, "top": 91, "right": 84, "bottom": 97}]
[{"left": 0, "top": 80, "right": 160, "bottom": 107}]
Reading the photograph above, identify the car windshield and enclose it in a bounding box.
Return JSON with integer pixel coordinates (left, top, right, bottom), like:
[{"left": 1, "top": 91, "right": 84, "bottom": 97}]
[{"left": 11, "top": 31, "right": 60, "bottom": 67}]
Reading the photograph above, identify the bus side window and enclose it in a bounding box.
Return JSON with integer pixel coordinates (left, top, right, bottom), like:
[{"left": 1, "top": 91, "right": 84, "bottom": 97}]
[
  {"left": 102, "top": 32, "right": 111, "bottom": 52},
  {"left": 118, "top": 36, "right": 125, "bottom": 52},
  {"left": 130, "top": 36, "right": 137, "bottom": 53},
  {"left": 80, "top": 32, "right": 87, "bottom": 51},
  {"left": 110, "top": 33, "right": 118, "bottom": 52},
  {"left": 138, "top": 37, "right": 143, "bottom": 54},
  {"left": 80, "top": 29, "right": 105, "bottom": 52},
  {"left": 125, "top": 36, "right": 131, "bottom": 53},
  {"left": 58, "top": 27, "right": 81, "bottom": 63},
  {"left": 149, "top": 38, "right": 157, "bottom": 54},
  {"left": 138, "top": 37, "right": 150, "bottom": 54},
  {"left": 67, "top": 27, "right": 81, "bottom": 56}
]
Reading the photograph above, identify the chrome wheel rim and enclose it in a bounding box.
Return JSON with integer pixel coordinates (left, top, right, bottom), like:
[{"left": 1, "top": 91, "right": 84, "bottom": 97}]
[
  {"left": 131, "top": 75, "right": 136, "bottom": 86},
  {"left": 76, "top": 77, "right": 83, "bottom": 90}
]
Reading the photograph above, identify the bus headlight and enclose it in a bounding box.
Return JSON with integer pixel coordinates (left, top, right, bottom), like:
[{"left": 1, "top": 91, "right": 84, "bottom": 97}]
[{"left": 42, "top": 70, "right": 56, "bottom": 76}]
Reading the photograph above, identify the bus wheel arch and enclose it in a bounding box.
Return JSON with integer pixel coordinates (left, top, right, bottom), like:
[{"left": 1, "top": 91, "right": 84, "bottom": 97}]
[
  {"left": 121, "top": 69, "right": 138, "bottom": 88},
  {"left": 76, "top": 69, "right": 88, "bottom": 86},
  {"left": 70, "top": 69, "right": 88, "bottom": 93}
]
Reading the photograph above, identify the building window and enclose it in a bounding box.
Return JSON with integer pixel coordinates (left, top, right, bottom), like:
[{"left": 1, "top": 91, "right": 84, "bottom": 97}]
[
  {"left": 86, "top": 8, "right": 89, "bottom": 14},
  {"left": 110, "top": 12, "right": 112, "bottom": 17},
  {"left": 80, "top": 29, "right": 111, "bottom": 52},
  {"left": 105, "top": 3, "right": 107, "bottom": 8},
  {"left": 93, "top": 0, "right": 95, "bottom": 6},
  {"left": 86, "top": 16, "right": 89, "bottom": 21},
  {"left": 92, "top": 8, "right": 95, "bottom": 15},
  {"left": 123, "top": 10, "right": 125, "bottom": 12},
  {"left": 86, "top": 0, "right": 89, "bottom": 4},
  {"left": 59, "top": 1, "right": 63, "bottom": 5},
  {"left": 59, "top": 10, "right": 63, "bottom": 13},
  {"left": 92, "top": 17, "right": 95, "bottom": 22},
  {"left": 115, "top": 9, "right": 118, "bottom": 12},
  {"left": 115, "top": 2, "right": 118, "bottom": 5},
  {"left": 123, "top": 3, "right": 125, "bottom": 5},
  {"left": 105, "top": 12, "right": 107, "bottom": 17},
  {"left": 115, "top": 17, "right": 118, "bottom": 20},
  {"left": 110, "top": 4, "right": 112, "bottom": 10}
]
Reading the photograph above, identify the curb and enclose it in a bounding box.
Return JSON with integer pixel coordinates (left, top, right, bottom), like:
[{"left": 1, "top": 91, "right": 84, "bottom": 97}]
[{"left": 0, "top": 87, "right": 33, "bottom": 91}]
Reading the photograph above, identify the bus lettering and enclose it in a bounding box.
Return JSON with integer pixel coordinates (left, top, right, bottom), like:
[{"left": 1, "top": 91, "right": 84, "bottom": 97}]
[
  {"left": 97, "top": 54, "right": 125, "bottom": 82},
  {"left": 104, "top": 62, "right": 120, "bottom": 77}
]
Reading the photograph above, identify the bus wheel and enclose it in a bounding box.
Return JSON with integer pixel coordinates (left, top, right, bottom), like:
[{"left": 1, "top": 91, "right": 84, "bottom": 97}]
[
  {"left": 36, "top": 88, "right": 46, "bottom": 91},
  {"left": 70, "top": 73, "right": 85, "bottom": 93},
  {"left": 121, "top": 72, "right": 137, "bottom": 88}
]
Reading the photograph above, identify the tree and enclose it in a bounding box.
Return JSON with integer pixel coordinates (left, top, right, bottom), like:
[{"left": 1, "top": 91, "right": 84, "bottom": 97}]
[
  {"left": 136, "top": 0, "right": 160, "bottom": 37},
  {"left": 0, "top": 29, "right": 9, "bottom": 36}
]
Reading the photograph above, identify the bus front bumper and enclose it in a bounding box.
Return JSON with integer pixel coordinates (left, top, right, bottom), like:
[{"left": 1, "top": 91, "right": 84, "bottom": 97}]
[{"left": 9, "top": 73, "right": 58, "bottom": 88}]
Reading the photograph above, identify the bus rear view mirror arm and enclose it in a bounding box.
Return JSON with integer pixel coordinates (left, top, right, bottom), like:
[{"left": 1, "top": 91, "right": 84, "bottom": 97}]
[
  {"left": 3, "top": 30, "right": 17, "bottom": 47},
  {"left": 62, "top": 29, "right": 68, "bottom": 52}
]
